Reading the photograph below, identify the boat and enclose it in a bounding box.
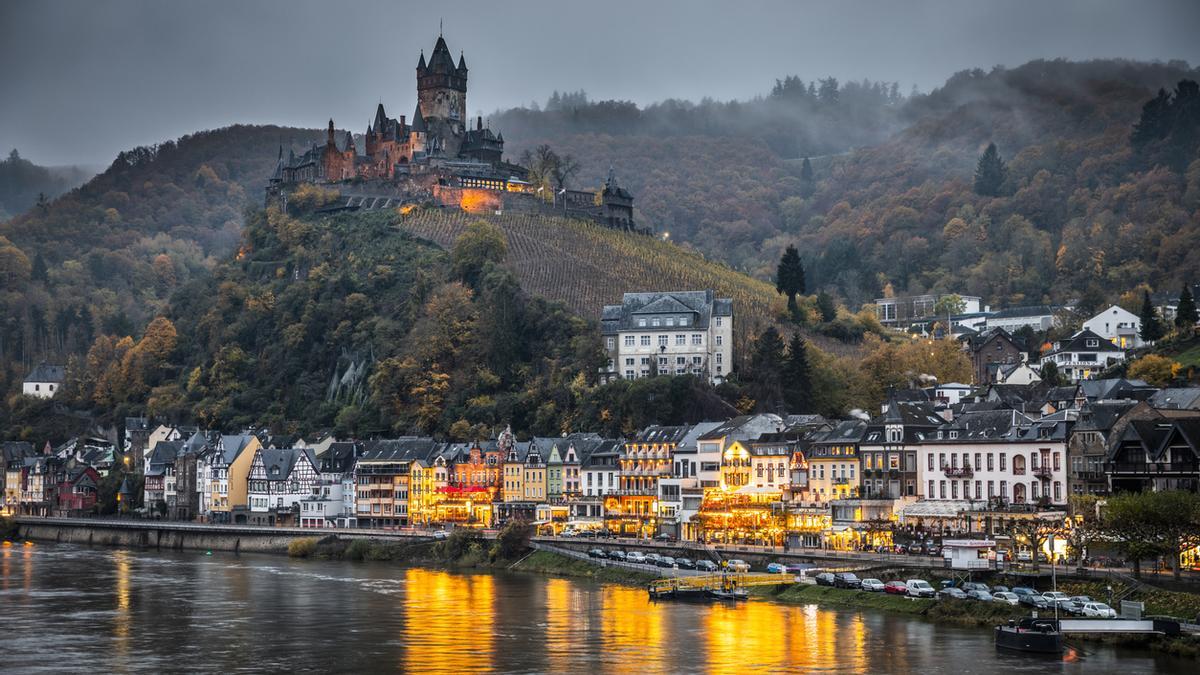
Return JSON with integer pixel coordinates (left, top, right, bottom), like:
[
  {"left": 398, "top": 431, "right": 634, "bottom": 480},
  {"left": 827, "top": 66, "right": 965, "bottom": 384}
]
[
  {"left": 706, "top": 588, "right": 749, "bottom": 601},
  {"left": 994, "top": 618, "right": 1063, "bottom": 654}
]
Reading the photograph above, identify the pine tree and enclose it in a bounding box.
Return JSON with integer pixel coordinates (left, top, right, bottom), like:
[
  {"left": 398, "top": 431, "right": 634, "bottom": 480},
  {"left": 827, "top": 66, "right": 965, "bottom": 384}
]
[
  {"left": 973, "top": 142, "right": 1007, "bottom": 197},
  {"left": 775, "top": 245, "right": 806, "bottom": 317},
  {"left": 1138, "top": 290, "right": 1165, "bottom": 342},
  {"left": 1131, "top": 88, "right": 1171, "bottom": 150},
  {"left": 782, "top": 333, "right": 813, "bottom": 413},
  {"left": 30, "top": 252, "right": 48, "bottom": 282},
  {"left": 750, "top": 327, "right": 786, "bottom": 413},
  {"left": 799, "top": 157, "right": 815, "bottom": 198},
  {"left": 1176, "top": 285, "right": 1198, "bottom": 329},
  {"left": 816, "top": 291, "right": 836, "bottom": 323}
]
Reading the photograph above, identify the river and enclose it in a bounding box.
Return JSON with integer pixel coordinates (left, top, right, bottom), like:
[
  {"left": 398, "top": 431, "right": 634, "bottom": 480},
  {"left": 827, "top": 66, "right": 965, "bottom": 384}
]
[{"left": 0, "top": 543, "right": 1187, "bottom": 673}]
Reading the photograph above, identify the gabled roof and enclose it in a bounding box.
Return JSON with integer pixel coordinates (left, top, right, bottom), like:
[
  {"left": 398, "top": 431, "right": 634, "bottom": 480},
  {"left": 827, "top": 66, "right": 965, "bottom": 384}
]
[
  {"left": 1075, "top": 400, "right": 1139, "bottom": 433},
  {"left": 24, "top": 363, "right": 65, "bottom": 383},
  {"left": 1079, "top": 378, "right": 1156, "bottom": 402},
  {"left": 1047, "top": 329, "right": 1124, "bottom": 355},
  {"left": 601, "top": 290, "right": 731, "bottom": 334},
  {"left": 1150, "top": 388, "right": 1200, "bottom": 411},
  {"left": 633, "top": 425, "right": 690, "bottom": 444}
]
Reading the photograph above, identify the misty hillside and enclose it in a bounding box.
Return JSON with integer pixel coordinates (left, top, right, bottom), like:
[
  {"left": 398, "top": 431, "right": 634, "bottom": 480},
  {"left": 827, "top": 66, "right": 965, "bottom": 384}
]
[
  {"left": 3, "top": 58, "right": 1199, "bottom": 385},
  {"left": 0, "top": 149, "right": 95, "bottom": 220}
]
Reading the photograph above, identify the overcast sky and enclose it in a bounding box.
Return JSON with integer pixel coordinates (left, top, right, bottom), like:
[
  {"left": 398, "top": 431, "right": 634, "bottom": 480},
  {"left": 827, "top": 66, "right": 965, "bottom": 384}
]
[{"left": 2, "top": 0, "right": 1199, "bottom": 166}]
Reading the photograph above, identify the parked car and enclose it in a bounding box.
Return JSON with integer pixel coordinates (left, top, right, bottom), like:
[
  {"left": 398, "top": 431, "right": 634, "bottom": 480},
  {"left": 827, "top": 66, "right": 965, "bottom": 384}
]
[
  {"left": 608, "top": 550, "right": 627, "bottom": 561},
  {"left": 960, "top": 582, "right": 989, "bottom": 593},
  {"left": 626, "top": 552, "right": 647, "bottom": 564},
  {"left": 784, "top": 564, "right": 811, "bottom": 574},
  {"left": 884, "top": 580, "right": 908, "bottom": 595},
  {"left": 1081, "top": 602, "right": 1118, "bottom": 618},
  {"left": 645, "top": 553, "right": 662, "bottom": 565},
  {"left": 1016, "top": 549, "right": 1033, "bottom": 562},
  {"left": 654, "top": 533, "right": 674, "bottom": 542},
  {"left": 860, "top": 578, "right": 886, "bottom": 592},
  {"left": 906, "top": 579, "right": 936, "bottom": 598},
  {"left": 696, "top": 560, "right": 718, "bottom": 572},
  {"left": 1014, "top": 588, "right": 1048, "bottom": 609},
  {"left": 675, "top": 558, "right": 696, "bottom": 570},
  {"left": 766, "top": 562, "right": 788, "bottom": 574},
  {"left": 432, "top": 530, "right": 450, "bottom": 540},
  {"left": 938, "top": 587, "right": 969, "bottom": 600},
  {"left": 991, "top": 585, "right": 1010, "bottom": 594},
  {"left": 560, "top": 529, "right": 579, "bottom": 538},
  {"left": 815, "top": 573, "right": 837, "bottom": 587},
  {"left": 587, "top": 548, "right": 607, "bottom": 559},
  {"left": 1042, "top": 591, "right": 1072, "bottom": 609},
  {"left": 1067, "top": 596, "right": 1093, "bottom": 615},
  {"left": 579, "top": 530, "right": 597, "bottom": 538},
  {"left": 833, "top": 573, "right": 862, "bottom": 589},
  {"left": 725, "top": 559, "right": 750, "bottom": 573},
  {"left": 906, "top": 543, "right": 924, "bottom": 554},
  {"left": 966, "top": 589, "right": 994, "bottom": 602},
  {"left": 597, "top": 528, "right": 614, "bottom": 538},
  {"left": 656, "top": 556, "right": 676, "bottom": 568},
  {"left": 926, "top": 546, "right": 942, "bottom": 557},
  {"left": 993, "top": 591, "right": 1020, "bottom": 605}
]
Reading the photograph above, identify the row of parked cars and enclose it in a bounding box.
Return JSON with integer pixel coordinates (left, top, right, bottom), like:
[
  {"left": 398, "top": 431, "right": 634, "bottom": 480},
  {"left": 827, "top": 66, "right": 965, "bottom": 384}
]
[
  {"left": 812, "top": 574, "right": 1118, "bottom": 618},
  {"left": 586, "top": 548, "right": 723, "bottom": 571}
]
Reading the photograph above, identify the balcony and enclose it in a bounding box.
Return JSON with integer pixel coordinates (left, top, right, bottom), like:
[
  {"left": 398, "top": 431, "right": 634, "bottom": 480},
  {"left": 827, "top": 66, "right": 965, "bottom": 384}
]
[
  {"left": 942, "top": 466, "right": 973, "bottom": 478},
  {"left": 832, "top": 477, "right": 850, "bottom": 486},
  {"left": 1032, "top": 466, "right": 1053, "bottom": 479},
  {"left": 1105, "top": 462, "right": 1200, "bottom": 475}
]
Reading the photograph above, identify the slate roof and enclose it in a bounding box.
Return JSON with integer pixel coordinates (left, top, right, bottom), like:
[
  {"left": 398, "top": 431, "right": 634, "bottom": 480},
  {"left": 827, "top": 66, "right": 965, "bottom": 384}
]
[
  {"left": 1149, "top": 388, "right": 1200, "bottom": 411},
  {"left": 1074, "top": 401, "right": 1138, "bottom": 433},
  {"left": 988, "top": 305, "right": 1059, "bottom": 319},
  {"left": 672, "top": 422, "right": 725, "bottom": 454},
  {"left": 257, "top": 447, "right": 317, "bottom": 481},
  {"left": 146, "top": 440, "right": 183, "bottom": 476},
  {"left": 601, "top": 290, "right": 732, "bottom": 334},
  {"left": 633, "top": 425, "right": 690, "bottom": 444},
  {"left": 2, "top": 441, "right": 35, "bottom": 465},
  {"left": 24, "top": 363, "right": 65, "bottom": 383},
  {"left": 217, "top": 434, "right": 257, "bottom": 465},
  {"left": 358, "top": 437, "right": 441, "bottom": 463},
  {"left": 1079, "top": 378, "right": 1156, "bottom": 402},
  {"left": 1046, "top": 329, "right": 1124, "bottom": 355}
]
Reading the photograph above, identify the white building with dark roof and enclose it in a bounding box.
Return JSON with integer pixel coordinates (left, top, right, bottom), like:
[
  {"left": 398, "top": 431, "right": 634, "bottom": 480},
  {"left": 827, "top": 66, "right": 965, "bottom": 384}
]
[
  {"left": 599, "top": 290, "right": 733, "bottom": 384},
  {"left": 22, "top": 363, "right": 65, "bottom": 399}
]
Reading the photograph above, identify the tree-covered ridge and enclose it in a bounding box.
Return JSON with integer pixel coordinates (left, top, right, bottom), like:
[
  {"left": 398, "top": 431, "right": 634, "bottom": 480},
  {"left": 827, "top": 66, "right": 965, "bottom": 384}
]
[
  {"left": 0, "top": 125, "right": 324, "bottom": 377},
  {"left": 0, "top": 149, "right": 94, "bottom": 220}
]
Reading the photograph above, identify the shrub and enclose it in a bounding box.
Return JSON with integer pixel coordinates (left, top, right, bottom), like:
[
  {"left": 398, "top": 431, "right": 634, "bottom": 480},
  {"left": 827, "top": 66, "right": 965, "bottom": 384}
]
[
  {"left": 434, "top": 528, "right": 484, "bottom": 562},
  {"left": 345, "top": 538, "right": 373, "bottom": 562},
  {"left": 494, "top": 521, "right": 534, "bottom": 560},
  {"left": 287, "top": 537, "right": 319, "bottom": 558}
]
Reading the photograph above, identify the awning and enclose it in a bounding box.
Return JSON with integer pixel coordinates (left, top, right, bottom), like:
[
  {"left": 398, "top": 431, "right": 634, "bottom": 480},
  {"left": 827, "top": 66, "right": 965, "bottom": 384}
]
[{"left": 898, "top": 500, "right": 984, "bottom": 519}]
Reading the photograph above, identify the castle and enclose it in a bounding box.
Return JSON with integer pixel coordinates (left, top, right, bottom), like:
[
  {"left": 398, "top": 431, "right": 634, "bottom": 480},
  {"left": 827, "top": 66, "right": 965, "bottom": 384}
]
[{"left": 268, "top": 33, "right": 635, "bottom": 230}]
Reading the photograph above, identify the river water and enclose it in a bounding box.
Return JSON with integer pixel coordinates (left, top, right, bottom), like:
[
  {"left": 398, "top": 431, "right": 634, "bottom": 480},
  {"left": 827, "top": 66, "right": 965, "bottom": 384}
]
[{"left": 0, "top": 543, "right": 1187, "bottom": 673}]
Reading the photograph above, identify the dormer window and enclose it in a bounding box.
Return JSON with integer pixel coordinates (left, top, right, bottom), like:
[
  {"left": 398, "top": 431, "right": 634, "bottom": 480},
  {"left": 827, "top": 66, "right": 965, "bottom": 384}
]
[
  {"left": 638, "top": 319, "right": 646, "bottom": 327},
  {"left": 949, "top": 431, "right": 958, "bottom": 440},
  {"left": 1086, "top": 339, "right": 1098, "bottom": 348}
]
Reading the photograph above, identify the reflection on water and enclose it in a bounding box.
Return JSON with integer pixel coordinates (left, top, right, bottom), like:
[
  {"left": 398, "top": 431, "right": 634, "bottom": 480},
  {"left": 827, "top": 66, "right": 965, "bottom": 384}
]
[{"left": 0, "top": 543, "right": 1191, "bottom": 674}]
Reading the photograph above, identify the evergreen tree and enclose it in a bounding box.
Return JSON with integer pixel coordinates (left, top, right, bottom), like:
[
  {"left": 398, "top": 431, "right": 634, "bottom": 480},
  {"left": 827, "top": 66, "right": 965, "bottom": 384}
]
[
  {"left": 1038, "top": 362, "right": 1066, "bottom": 387},
  {"left": 782, "top": 333, "right": 813, "bottom": 413},
  {"left": 1131, "top": 88, "right": 1171, "bottom": 150},
  {"left": 1176, "top": 285, "right": 1198, "bottom": 329},
  {"left": 750, "top": 327, "right": 786, "bottom": 413},
  {"left": 774, "top": 244, "right": 806, "bottom": 317},
  {"left": 799, "top": 157, "right": 816, "bottom": 198},
  {"left": 30, "top": 252, "right": 48, "bottom": 282},
  {"left": 1138, "top": 290, "right": 1165, "bottom": 342},
  {"left": 973, "top": 142, "right": 1007, "bottom": 197},
  {"left": 816, "top": 291, "right": 837, "bottom": 323}
]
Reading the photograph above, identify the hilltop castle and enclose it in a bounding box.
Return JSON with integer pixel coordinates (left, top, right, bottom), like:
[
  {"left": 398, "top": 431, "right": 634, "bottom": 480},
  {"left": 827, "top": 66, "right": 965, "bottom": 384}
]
[{"left": 268, "top": 32, "right": 635, "bottom": 230}]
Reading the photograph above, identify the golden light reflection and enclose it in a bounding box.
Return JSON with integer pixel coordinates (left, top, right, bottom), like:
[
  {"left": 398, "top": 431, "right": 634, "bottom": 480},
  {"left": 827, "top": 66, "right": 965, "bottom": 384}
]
[
  {"left": 401, "top": 567, "right": 495, "bottom": 674},
  {"left": 601, "top": 585, "right": 665, "bottom": 674},
  {"left": 2, "top": 546, "right": 10, "bottom": 592},
  {"left": 113, "top": 549, "right": 131, "bottom": 659}
]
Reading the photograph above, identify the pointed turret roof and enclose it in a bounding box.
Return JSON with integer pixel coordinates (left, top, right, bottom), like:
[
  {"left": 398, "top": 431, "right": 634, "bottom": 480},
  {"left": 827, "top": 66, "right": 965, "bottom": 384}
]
[
  {"left": 373, "top": 103, "right": 388, "bottom": 131},
  {"left": 342, "top": 131, "right": 355, "bottom": 154},
  {"left": 457, "top": 51, "right": 467, "bottom": 71},
  {"left": 411, "top": 104, "right": 427, "bottom": 132},
  {"left": 417, "top": 50, "right": 427, "bottom": 71},
  {"left": 428, "top": 35, "right": 456, "bottom": 73}
]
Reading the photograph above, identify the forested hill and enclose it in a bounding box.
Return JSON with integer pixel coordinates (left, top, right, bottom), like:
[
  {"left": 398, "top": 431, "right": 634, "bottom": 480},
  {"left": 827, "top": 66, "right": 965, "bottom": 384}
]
[
  {"left": 497, "top": 59, "right": 1200, "bottom": 306},
  {"left": 0, "top": 149, "right": 95, "bottom": 221}
]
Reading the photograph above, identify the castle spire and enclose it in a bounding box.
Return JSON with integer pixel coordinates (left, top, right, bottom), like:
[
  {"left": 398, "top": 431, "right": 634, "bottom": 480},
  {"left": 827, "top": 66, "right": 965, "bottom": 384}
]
[
  {"left": 417, "top": 50, "right": 427, "bottom": 71},
  {"left": 327, "top": 119, "right": 335, "bottom": 145}
]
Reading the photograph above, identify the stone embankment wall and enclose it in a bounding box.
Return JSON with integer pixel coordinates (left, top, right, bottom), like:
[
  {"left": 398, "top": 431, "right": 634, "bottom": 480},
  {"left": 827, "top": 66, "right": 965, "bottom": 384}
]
[{"left": 14, "top": 518, "right": 422, "bottom": 554}]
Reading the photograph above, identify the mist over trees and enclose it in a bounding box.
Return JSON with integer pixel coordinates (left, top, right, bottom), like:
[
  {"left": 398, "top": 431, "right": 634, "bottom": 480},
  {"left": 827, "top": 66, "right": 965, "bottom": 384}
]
[{"left": 0, "top": 149, "right": 94, "bottom": 220}]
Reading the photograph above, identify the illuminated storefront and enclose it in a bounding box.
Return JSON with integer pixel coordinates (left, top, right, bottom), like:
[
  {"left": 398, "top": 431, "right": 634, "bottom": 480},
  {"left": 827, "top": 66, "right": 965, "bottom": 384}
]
[{"left": 695, "top": 488, "right": 787, "bottom": 547}]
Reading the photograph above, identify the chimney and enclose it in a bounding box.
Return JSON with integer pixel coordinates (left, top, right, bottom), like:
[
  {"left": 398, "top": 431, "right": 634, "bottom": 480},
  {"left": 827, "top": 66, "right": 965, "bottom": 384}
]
[
  {"left": 477, "top": 116, "right": 483, "bottom": 131},
  {"left": 400, "top": 115, "right": 406, "bottom": 127}
]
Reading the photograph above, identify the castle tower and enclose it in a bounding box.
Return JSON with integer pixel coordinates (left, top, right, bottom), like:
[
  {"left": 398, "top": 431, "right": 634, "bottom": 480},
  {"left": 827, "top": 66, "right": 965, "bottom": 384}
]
[{"left": 416, "top": 34, "right": 468, "bottom": 155}]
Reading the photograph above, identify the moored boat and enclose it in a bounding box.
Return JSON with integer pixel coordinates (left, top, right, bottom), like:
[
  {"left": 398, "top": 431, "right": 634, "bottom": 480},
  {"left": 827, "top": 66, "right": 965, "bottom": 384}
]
[{"left": 994, "top": 618, "right": 1063, "bottom": 654}]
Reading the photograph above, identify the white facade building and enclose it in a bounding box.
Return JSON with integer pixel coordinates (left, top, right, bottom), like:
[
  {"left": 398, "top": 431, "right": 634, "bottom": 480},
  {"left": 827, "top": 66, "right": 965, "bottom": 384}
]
[
  {"left": 1083, "top": 305, "right": 1144, "bottom": 349},
  {"left": 600, "top": 290, "right": 733, "bottom": 384},
  {"left": 917, "top": 411, "right": 1070, "bottom": 508},
  {"left": 21, "top": 364, "right": 64, "bottom": 399},
  {"left": 1038, "top": 329, "right": 1126, "bottom": 383}
]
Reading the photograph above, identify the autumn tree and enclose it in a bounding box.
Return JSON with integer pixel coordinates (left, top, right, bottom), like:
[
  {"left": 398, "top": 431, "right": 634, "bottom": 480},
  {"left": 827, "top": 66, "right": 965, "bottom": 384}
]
[
  {"left": 774, "top": 245, "right": 806, "bottom": 317},
  {"left": 1103, "top": 490, "right": 1200, "bottom": 580},
  {"left": 451, "top": 220, "right": 508, "bottom": 288},
  {"left": 816, "top": 292, "right": 836, "bottom": 323},
  {"left": 1138, "top": 290, "right": 1165, "bottom": 342},
  {"left": 1127, "top": 354, "right": 1179, "bottom": 387},
  {"left": 1005, "top": 515, "right": 1061, "bottom": 570},
  {"left": 973, "top": 142, "right": 1007, "bottom": 197}
]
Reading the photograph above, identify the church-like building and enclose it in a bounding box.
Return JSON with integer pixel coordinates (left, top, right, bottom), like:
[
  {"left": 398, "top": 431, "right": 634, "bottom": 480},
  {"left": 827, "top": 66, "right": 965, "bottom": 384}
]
[{"left": 268, "top": 32, "right": 634, "bottom": 230}]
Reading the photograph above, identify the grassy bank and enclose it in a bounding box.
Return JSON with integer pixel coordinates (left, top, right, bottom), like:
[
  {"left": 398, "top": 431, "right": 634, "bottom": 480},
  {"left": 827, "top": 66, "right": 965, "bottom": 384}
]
[{"left": 510, "top": 550, "right": 661, "bottom": 586}]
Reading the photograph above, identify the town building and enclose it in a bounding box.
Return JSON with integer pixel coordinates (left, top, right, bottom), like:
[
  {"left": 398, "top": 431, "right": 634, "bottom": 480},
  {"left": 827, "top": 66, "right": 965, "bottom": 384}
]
[
  {"left": 1083, "top": 304, "right": 1145, "bottom": 349},
  {"left": 21, "top": 363, "right": 64, "bottom": 399},
  {"left": 984, "top": 305, "right": 1061, "bottom": 333},
  {"left": 874, "top": 294, "right": 983, "bottom": 328},
  {"left": 355, "top": 438, "right": 438, "bottom": 528},
  {"left": 1038, "top": 329, "right": 1126, "bottom": 383},
  {"left": 1107, "top": 417, "right": 1200, "bottom": 493},
  {"left": 658, "top": 422, "right": 723, "bottom": 540},
  {"left": 599, "top": 290, "right": 733, "bottom": 384},
  {"left": 859, "top": 400, "right": 943, "bottom": 500},
  {"left": 963, "top": 328, "right": 1024, "bottom": 385},
  {"left": 207, "top": 434, "right": 261, "bottom": 524},
  {"left": 246, "top": 447, "right": 321, "bottom": 526},
  {"left": 1068, "top": 400, "right": 1138, "bottom": 496},
  {"left": 604, "top": 426, "right": 687, "bottom": 537}
]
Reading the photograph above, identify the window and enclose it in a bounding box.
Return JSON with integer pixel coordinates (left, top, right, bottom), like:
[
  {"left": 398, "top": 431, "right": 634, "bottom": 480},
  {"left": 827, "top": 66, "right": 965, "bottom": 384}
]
[
  {"left": 716, "top": 317, "right": 723, "bottom": 327},
  {"left": 640, "top": 335, "right": 651, "bottom": 346},
  {"left": 676, "top": 334, "right": 686, "bottom": 346},
  {"left": 1000, "top": 480, "right": 1007, "bottom": 498},
  {"left": 1053, "top": 452, "right": 1061, "bottom": 471},
  {"left": 665, "top": 318, "right": 674, "bottom": 326},
  {"left": 607, "top": 337, "right": 615, "bottom": 350},
  {"left": 638, "top": 319, "right": 646, "bottom": 327},
  {"left": 987, "top": 453, "right": 994, "bottom": 471},
  {"left": 1054, "top": 481, "right": 1062, "bottom": 501},
  {"left": 641, "top": 357, "right": 650, "bottom": 365},
  {"left": 927, "top": 455, "right": 934, "bottom": 471},
  {"left": 951, "top": 481, "right": 958, "bottom": 499},
  {"left": 625, "top": 358, "right": 634, "bottom": 366},
  {"left": 716, "top": 353, "right": 722, "bottom": 364},
  {"left": 928, "top": 480, "right": 934, "bottom": 497},
  {"left": 716, "top": 335, "right": 723, "bottom": 346},
  {"left": 676, "top": 356, "right": 686, "bottom": 365},
  {"left": 999, "top": 454, "right": 1006, "bottom": 471},
  {"left": 939, "top": 480, "right": 946, "bottom": 498},
  {"left": 625, "top": 370, "right": 634, "bottom": 378},
  {"left": 658, "top": 357, "right": 667, "bottom": 366},
  {"left": 652, "top": 318, "right": 661, "bottom": 327},
  {"left": 680, "top": 317, "right": 689, "bottom": 326},
  {"left": 974, "top": 453, "right": 981, "bottom": 470},
  {"left": 623, "top": 335, "right": 635, "bottom": 347},
  {"left": 692, "top": 334, "right": 703, "bottom": 345},
  {"left": 987, "top": 480, "right": 994, "bottom": 497},
  {"left": 692, "top": 356, "right": 702, "bottom": 365},
  {"left": 975, "top": 480, "right": 982, "bottom": 499},
  {"left": 658, "top": 335, "right": 668, "bottom": 347}
]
